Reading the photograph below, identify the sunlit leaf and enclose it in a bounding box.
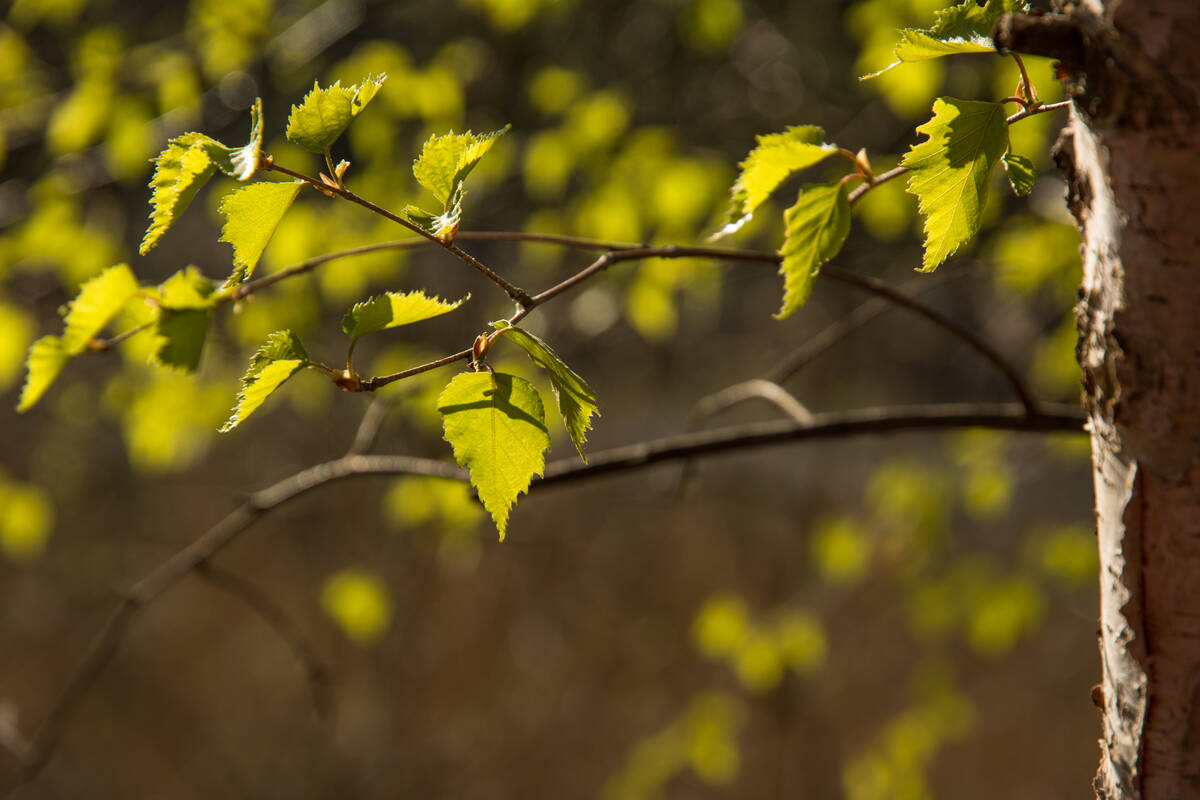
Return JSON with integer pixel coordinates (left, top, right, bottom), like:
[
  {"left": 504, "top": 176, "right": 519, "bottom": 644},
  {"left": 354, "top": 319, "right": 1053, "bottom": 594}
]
[
  {"left": 491, "top": 320, "right": 599, "bottom": 460},
  {"left": 152, "top": 267, "right": 217, "bottom": 371},
  {"left": 221, "top": 330, "right": 309, "bottom": 431},
  {"left": 862, "top": 0, "right": 1030, "bottom": 79},
  {"left": 903, "top": 98, "right": 1009, "bottom": 271},
  {"left": 16, "top": 336, "right": 69, "bottom": 413},
  {"left": 217, "top": 181, "right": 303, "bottom": 286},
  {"left": 437, "top": 372, "right": 550, "bottom": 540},
  {"left": 140, "top": 133, "right": 220, "bottom": 254},
  {"left": 285, "top": 74, "right": 386, "bottom": 153},
  {"left": 61, "top": 263, "right": 140, "bottom": 354},
  {"left": 776, "top": 182, "right": 852, "bottom": 318},
  {"left": 713, "top": 125, "right": 839, "bottom": 239},
  {"left": 341, "top": 290, "right": 468, "bottom": 341},
  {"left": 412, "top": 126, "right": 510, "bottom": 207},
  {"left": 1002, "top": 151, "right": 1036, "bottom": 197}
]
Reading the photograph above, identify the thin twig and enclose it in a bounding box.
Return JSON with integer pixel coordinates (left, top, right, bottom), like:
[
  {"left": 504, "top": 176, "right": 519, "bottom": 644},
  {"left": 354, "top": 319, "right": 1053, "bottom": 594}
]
[
  {"left": 348, "top": 396, "right": 393, "bottom": 455},
  {"left": 688, "top": 380, "right": 814, "bottom": 427},
  {"left": 266, "top": 162, "right": 533, "bottom": 307},
  {"left": 87, "top": 322, "right": 152, "bottom": 352},
  {"left": 194, "top": 563, "right": 333, "bottom": 719}
]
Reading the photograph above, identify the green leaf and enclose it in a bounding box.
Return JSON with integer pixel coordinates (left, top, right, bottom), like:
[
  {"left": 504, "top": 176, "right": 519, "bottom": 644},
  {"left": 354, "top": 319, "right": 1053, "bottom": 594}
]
[
  {"left": 902, "top": 98, "right": 1009, "bottom": 271},
  {"left": 776, "top": 182, "right": 852, "bottom": 318},
  {"left": 862, "top": 0, "right": 1030, "bottom": 79},
  {"left": 714, "top": 125, "right": 839, "bottom": 239},
  {"left": 1002, "top": 152, "right": 1036, "bottom": 197},
  {"left": 491, "top": 321, "right": 599, "bottom": 461},
  {"left": 437, "top": 372, "right": 550, "bottom": 540},
  {"left": 412, "top": 126, "right": 510, "bottom": 207},
  {"left": 140, "top": 134, "right": 220, "bottom": 254},
  {"left": 61, "top": 263, "right": 140, "bottom": 354},
  {"left": 221, "top": 330, "right": 310, "bottom": 432},
  {"left": 151, "top": 267, "right": 217, "bottom": 371},
  {"left": 16, "top": 336, "right": 69, "bottom": 413},
  {"left": 341, "top": 290, "right": 468, "bottom": 341},
  {"left": 286, "top": 74, "right": 386, "bottom": 154},
  {"left": 217, "top": 181, "right": 303, "bottom": 287}
]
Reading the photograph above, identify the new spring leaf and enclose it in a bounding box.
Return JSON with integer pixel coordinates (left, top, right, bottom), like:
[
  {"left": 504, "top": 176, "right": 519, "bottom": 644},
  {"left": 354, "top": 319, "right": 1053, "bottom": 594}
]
[
  {"left": 221, "top": 330, "right": 310, "bottom": 431},
  {"left": 903, "top": 97, "right": 1008, "bottom": 271},
  {"left": 286, "top": 74, "right": 386, "bottom": 154},
  {"left": 140, "top": 100, "right": 264, "bottom": 254},
  {"left": 218, "top": 181, "right": 303, "bottom": 287},
  {"left": 341, "top": 290, "right": 468, "bottom": 341},
  {"left": 714, "top": 126, "right": 839, "bottom": 239},
  {"left": 438, "top": 372, "right": 550, "bottom": 540},
  {"left": 776, "top": 182, "right": 852, "bottom": 318},
  {"left": 492, "top": 321, "right": 599, "bottom": 460},
  {"left": 862, "top": 0, "right": 1030, "bottom": 79},
  {"left": 412, "top": 127, "right": 509, "bottom": 207},
  {"left": 151, "top": 267, "right": 217, "bottom": 371}
]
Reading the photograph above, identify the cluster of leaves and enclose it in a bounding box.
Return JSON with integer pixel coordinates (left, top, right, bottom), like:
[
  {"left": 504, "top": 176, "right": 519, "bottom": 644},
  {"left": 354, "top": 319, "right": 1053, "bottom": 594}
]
[
  {"left": 714, "top": 0, "right": 1039, "bottom": 317},
  {"left": 18, "top": 74, "right": 601, "bottom": 541}
]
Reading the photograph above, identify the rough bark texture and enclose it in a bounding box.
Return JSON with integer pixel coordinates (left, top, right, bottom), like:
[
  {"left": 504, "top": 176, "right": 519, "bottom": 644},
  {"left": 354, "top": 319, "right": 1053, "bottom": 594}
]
[{"left": 1002, "top": 1, "right": 1200, "bottom": 798}]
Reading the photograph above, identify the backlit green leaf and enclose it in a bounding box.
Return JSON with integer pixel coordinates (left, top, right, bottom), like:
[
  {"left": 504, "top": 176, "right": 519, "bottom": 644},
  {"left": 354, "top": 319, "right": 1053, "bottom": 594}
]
[
  {"left": 141, "top": 135, "right": 217, "bottom": 254},
  {"left": 776, "top": 182, "right": 852, "bottom": 318},
  {"left": 218, "top": 181, "right": 303, "bottom": 287},
  {"left": 491, "top": 320, "right": 599, "bottom": 460},
  {"left": 1002, "top": 151, "right": 1036, "bottom": 197},
  {"left": 61, "top": 263, "right": 140, "bottom": 354},
  {"left": 437, "top": 372, "right": 550, "bottom": 540},
  {"left": 412, "top": 126, "right": 510, "bottom": 207},
  {"left": 16, "top": 336, "right": 69, "bottom": 413},
  {"left": 286, "top": 74, "right": 386, "bottom": 153},
  {"left": 713, "top": 125, "right": 839, "bottom": 239},
  {"left": 341, "top": 290, "right": 468, "bottom": 341},
  {"left": 221, "top": 330, "right": 310, "bottom": 431},
  {"left": 152, "top": 267, "right": 217, "bottom": 371},
  {"left": 863, "top": 0, "right": 1030, "bottom": 79},
  {"left": 903, "top": 98, "right": 1009, "bottom": 271}
]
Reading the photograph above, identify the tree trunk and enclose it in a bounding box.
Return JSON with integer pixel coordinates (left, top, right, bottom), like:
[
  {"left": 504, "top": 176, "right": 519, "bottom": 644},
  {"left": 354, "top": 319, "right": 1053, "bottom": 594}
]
[{"left": 1001, "top": 2, "right": 1200, "bottom": 797}]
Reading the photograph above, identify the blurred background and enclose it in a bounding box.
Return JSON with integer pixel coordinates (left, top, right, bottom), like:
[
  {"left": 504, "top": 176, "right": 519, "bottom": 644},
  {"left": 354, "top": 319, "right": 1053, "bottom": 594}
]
[{"left": 0, "top": 0, "right": 1099, "bottom": 797}]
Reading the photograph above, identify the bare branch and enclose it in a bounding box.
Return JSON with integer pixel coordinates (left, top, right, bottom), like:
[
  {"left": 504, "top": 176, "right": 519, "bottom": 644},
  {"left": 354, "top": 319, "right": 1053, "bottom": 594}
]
[
  {"left": 194, "top": 563, "right": 332, "bottom": 719},
  {"left": 689, "top": 379, "right": 814, "bottom": 426}
]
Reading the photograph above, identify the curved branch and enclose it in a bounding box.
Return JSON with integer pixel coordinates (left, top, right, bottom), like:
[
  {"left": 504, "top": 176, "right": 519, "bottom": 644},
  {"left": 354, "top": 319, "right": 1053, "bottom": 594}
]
[
  {"left": 194, "top": 563, "right": 332, "bottom": 719},
  {"left": 688, "top": 379, "right": 815, "bottom": 426},
  {"left": 1, "top": 399, "right": 1083, "bottom": 792}
]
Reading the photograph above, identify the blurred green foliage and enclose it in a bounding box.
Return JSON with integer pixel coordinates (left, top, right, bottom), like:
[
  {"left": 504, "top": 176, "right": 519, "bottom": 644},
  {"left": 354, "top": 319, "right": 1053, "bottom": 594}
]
[{"left": 0, "top": 0, "right": 1096, "bottom": 796}]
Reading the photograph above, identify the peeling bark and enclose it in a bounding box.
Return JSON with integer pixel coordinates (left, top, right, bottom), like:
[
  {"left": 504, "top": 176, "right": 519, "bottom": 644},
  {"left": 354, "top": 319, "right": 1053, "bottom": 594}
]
[{"left": 1001, "top": 2, "right": 1200, "bottom": 798}]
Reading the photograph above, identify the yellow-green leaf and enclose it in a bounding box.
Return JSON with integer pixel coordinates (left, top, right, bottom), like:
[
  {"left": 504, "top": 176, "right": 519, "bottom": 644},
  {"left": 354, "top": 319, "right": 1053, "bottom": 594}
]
[
  {"left": 220, "top": 330, "right": 309, "bottom": 431},
  {"left": 16, "top": 336, "right": 69, "bottom": 413},
  {"left": 61, "top": 263, "right": 140, "bottom": 354},
  {"left": 862, "top": 0, "right": 1030, "bottom": 79},
  {"left": 491, "top": 320, "right": 599, "bottom": 460},
  {"left": 437, "top": 372, "right": 550, "bottom": 540},
  {"left": 151, "top": 267, "right": 217, "bottom": 371},
  {"left": 341, "top": 290, "right": 468, "bottom": 341},
  {"left": 218, "top": 181, "right": 303, "bottom": 287},
  {"left": 412, "top": 126, "right": 510, "bottom": 207},
  {"left": 714, "top": 125, "right": 839, "bottom": 239},
  {"left": 776, "top": 182, "right": 852, "bottom": 318},
  {"left": 140, "top": 133, "right": 220, "bottom": 254},
  {"left": 285, "top": 74, "right": 386, "bottom": 154},
  {"left": 320, "top": 568, "right": 391, "bottom": 646},
  {"left": 1002, "top": 151, "right": 1036, "bottom": 197},
  {"left": 903, "top": 98, "right": 1009, "bottom": 271}
]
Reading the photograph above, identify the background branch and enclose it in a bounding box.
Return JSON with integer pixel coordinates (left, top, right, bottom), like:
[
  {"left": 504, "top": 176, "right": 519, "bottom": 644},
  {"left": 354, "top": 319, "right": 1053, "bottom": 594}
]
[{"left": 1, "top": 399, "right": 1082, "bottom": 793}]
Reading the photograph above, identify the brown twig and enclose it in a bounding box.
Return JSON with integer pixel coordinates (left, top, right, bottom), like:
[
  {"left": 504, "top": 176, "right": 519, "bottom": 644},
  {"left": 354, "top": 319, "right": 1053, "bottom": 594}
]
[{"left": 266, "top": 162, "right": 532, "bottom": 307}]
